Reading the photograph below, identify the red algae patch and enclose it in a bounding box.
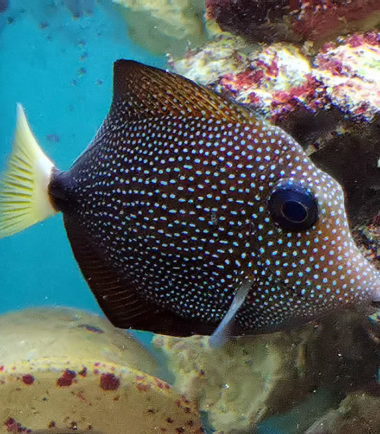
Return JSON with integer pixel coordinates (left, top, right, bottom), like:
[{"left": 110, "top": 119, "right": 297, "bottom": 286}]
[
  {"left": 136, "top": 383, "right": 151, "bottom": 392},
  {"left": 4, "top": 417, "right": 31, "bottom": 433},
  {"left": 21, "top": 375, "right": 34, "bottom": 385},
  {"left": 57, "top": 369, "right": 76, "bottom": 387},
  {"left": 100, "top": 373, "right": 120, "bottom": 391},
  {"left": 154, "top": 377, "right": 171, "bottom": 390},
  {"left": 78, "top": 367, "right": 87, "bottom": 377}
]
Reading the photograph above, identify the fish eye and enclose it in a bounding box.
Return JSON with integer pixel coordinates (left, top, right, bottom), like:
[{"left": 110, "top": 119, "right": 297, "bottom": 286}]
[{"left": 268, "top": 182, "right": 318, "bottom": 232}]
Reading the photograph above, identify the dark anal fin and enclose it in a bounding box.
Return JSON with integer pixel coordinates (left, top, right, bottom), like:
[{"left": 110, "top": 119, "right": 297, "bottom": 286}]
[{"left": 63, "top": 216, "right": 214, "bottom": 336}]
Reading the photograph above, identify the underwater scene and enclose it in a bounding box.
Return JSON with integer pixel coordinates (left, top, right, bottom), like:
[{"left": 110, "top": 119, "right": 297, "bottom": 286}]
[{"left": 0, "top": 0, "right": 379, "bottom": 433}]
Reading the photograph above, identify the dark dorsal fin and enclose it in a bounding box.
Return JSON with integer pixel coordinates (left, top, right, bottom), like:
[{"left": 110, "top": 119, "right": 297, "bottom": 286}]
[
  {"left": 63, "top": 215, "right": 214, "bottom": 337},
  {"left": 112, "top": 59, "right": 253, "bottom": 122}
]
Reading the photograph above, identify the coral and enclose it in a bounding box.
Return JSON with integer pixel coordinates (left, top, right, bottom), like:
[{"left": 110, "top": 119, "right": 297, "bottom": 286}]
[
  {"left": 314, "top": 32, "right": 380, "bottom": 120},
  {"left": 0, "top": 308, "right": 202, "bottom": 433},
  {"left": 113, "top": 0, "right": 207, "bottom": 55},
  {"left": 171, "top": 34, "right": 249, "bottom": 85},
  {"left": 153, "top": 311, "right": 378, "bottom": 433},
  {"left": 217, "top": 42, "right": 316, "bottom": 119},
  {"left": 170, "top": 34, "right": 320, "bottom": 120},
  {"left": 2, "top": 308, "right": 375, "bottom": 432},
  {"left": 172, "top": 32, "right": 380, "bottom": 122},
  {"left": 206, "top": 0, "right": 380, "bottom": 44}
]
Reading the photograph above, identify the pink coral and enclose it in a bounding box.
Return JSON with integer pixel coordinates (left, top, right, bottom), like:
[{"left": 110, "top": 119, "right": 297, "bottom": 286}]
[
  {"left": 313, "top": 31, "right": 380, "bottom": 120},
  {"left": 176, "top": 31, "right": 380, "bottom": 122}
]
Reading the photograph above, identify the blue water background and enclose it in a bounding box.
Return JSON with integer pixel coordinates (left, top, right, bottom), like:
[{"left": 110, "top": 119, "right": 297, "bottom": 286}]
[{"left": 0, "top": 0, "right": 166, "bottom": 315}]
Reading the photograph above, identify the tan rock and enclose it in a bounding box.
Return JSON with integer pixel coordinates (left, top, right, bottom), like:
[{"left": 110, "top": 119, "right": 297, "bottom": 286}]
[
  {"left": 0, "top": 308, "right": 203, "bottom": 433},
  {"left": 153, "top": 329, "right": 316, "bottom": 433},
  {"left": 153, "top": 311, "right": 379, "bottom": 433},
  {"left": 0, "top": 307, "right": 156, "bottom": 374}
]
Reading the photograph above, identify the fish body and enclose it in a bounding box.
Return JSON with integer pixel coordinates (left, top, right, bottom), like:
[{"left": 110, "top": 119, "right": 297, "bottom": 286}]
[
  {"left": 1, "top": 60, "right": 379, "bottom": 337},
  {"left": 63, "top": 0, "right": 94, "bottom": 18},
  {"left": 0, "top": 0, "right": 8, "bottom": 13}
]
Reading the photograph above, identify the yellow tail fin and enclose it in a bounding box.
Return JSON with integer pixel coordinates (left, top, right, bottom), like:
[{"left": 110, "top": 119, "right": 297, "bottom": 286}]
[{"left": 0, "top": 104, "right": 58, "bottom": 238}]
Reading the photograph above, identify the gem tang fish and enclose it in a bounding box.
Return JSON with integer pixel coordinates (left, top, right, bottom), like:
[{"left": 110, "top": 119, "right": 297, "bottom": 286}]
[{"left": 0, "top": 60, "right": 379, "bottom": 340}]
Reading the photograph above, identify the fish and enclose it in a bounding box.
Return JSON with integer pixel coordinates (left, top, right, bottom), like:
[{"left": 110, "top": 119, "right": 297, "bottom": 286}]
[
  {"left": 0, "top": 60, "right": 379, "bottom": 342},
  {"left": 0, "top": 0, "right": 8, "bottom": 13},
  {"left": 63, "top": 0, "right": 94, "bottom": 18}
]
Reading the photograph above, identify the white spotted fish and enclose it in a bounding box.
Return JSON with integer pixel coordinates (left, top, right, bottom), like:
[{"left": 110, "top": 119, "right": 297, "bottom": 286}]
[{"left": 0, "top": 60, "right": 379, "bottom": 340}]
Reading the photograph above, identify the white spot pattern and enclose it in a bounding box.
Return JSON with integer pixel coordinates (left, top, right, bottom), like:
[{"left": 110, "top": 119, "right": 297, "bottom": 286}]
[{"left": 62, "top": 100, "right": 380, "bottom": 332}]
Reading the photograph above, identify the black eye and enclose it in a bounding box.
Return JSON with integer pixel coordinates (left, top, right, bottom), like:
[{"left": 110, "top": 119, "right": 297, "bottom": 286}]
[{"left": 268, "top": 182, "right": 318, "bottom": 232}]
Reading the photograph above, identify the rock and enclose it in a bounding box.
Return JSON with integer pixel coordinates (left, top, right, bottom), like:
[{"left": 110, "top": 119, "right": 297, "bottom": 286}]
[
  {"left": 153, "top": 311, "right": 378, "bottom": 433},
  {"left": 113, "top": 0, "right": 207, "bottom": 55},
  {"left": 172, "top": 34, "right": 249, "bottom": 85},
  {"left": 0, "top": 307, "right": 157, "bottom": 373},
  {"left": 155, "top": 331, "right": 310, "bottom": 432},
  {"left": 206, "top": 0, "right": 380, "bottom": 44},
  {"left": 0, "top": 308, "right": 203, "bottom": 433},
  {"left": 314, "top": 33, "right": 380, "bottom": 121},
  {"left": 306, "top": 392, "right": 380, "bottom": 434}
]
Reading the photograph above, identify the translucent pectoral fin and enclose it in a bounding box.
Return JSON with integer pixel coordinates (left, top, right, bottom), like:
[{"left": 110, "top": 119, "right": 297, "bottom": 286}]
[{"left": 209, "top": 280, "right": 252, "bottom": 348}]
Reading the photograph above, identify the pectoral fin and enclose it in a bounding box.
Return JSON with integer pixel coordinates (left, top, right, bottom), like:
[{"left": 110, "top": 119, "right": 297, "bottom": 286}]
[{"left": 209, "top": 280, "right": 252, "bottom": 348}]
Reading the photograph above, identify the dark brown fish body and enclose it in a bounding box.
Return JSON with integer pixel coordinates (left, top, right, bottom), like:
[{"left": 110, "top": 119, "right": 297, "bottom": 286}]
[
  {"left": 1, "top": 60, "right": 379, "bottom": 337},
  {"left": 52, "top": 118, "right": 265, "bottom": 334},
  {"left": 46, "top": 61, "right": 380, "bottom": 336}
]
